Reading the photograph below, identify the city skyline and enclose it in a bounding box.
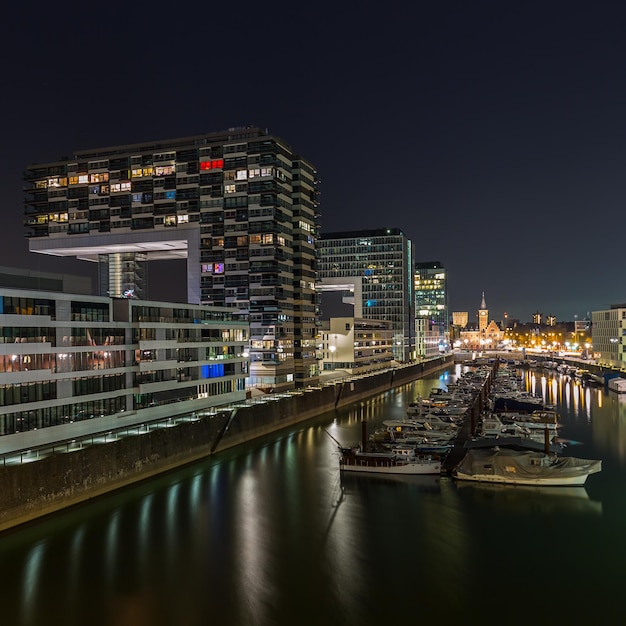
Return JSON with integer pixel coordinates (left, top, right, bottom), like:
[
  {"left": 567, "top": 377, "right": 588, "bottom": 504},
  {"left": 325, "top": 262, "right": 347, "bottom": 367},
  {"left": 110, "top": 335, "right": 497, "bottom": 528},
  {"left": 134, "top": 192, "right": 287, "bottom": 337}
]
[{"left": 3, "top": 3, "right": 626, "bottom": 322}]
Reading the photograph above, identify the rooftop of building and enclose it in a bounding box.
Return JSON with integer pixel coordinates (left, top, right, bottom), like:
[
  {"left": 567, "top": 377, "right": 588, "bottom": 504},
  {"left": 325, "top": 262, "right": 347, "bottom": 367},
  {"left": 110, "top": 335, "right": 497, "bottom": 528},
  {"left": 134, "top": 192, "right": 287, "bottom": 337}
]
[
  {"left": 319, "top": 228, "right": 407, "bottom": 240},
  {"left": 25, "top": 126, "right": 304, "bottom": 168}
]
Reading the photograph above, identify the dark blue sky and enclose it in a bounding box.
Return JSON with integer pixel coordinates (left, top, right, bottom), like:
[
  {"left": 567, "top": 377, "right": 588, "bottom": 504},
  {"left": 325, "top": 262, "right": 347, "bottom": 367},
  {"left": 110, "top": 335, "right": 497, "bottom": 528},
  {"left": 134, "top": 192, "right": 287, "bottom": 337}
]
[{"left": 3, "top": 1, "right": 625, "bottom": 322}]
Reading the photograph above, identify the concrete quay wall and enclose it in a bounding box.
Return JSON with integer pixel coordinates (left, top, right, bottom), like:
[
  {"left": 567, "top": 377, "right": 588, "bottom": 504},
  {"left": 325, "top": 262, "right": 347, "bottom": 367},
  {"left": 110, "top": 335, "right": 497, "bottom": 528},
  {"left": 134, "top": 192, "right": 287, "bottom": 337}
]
[
  {"left": 216, "top": 357, "right": 449, "bottom": 451},
  {"left": 0, "top": 357, "right": 452, "bottom": 533}
]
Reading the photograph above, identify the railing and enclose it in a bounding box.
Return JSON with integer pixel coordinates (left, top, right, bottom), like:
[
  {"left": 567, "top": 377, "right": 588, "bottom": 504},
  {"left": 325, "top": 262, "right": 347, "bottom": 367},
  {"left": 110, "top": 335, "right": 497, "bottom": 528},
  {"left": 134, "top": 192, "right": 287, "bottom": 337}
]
[{"left": 0, "top": 411, "right": 219, "bottom": 468}]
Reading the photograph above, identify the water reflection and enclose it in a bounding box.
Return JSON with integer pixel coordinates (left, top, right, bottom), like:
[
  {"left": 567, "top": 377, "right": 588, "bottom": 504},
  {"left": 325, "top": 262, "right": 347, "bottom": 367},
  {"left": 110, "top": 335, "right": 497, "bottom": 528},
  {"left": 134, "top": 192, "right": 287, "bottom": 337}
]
[
  {"left": 455, "top": 482, "right": 603, "bottom": 515},
  {"left": 3, "top": 366, "right": 626, "bottom": 625},
  {"left": 521, "top": 367, "right": 626, "bottom": 466}
]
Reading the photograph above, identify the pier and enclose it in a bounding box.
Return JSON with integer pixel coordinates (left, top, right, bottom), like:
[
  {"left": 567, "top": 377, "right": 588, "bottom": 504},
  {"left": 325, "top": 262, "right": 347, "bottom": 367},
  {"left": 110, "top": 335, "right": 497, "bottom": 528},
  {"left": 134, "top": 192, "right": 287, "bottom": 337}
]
[{"left": 441, "top": 360, "right": 495, "bottom": 475}]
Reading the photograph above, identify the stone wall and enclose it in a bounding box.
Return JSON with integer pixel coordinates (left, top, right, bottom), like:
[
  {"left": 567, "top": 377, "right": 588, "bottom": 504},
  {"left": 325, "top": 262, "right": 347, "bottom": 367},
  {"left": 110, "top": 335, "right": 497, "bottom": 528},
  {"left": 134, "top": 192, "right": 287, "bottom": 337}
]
[{"left": 0, "top": 357, "right": 452, "bottom": 533}]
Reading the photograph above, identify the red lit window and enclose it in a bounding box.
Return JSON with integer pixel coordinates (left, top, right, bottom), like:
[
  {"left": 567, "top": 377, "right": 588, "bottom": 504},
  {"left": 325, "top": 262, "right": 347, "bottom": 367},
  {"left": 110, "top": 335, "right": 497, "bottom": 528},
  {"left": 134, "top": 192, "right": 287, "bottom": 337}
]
[{"left": 200, "top": 159, "right": 224, "bottom": 170}]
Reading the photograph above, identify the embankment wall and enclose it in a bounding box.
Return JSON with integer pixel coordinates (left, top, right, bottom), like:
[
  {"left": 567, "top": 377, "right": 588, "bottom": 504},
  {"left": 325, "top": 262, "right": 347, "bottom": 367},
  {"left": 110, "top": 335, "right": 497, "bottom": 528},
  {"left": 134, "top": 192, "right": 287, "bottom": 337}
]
[{"left": 0, "top": 357, "right": 451, "bottom": 532}]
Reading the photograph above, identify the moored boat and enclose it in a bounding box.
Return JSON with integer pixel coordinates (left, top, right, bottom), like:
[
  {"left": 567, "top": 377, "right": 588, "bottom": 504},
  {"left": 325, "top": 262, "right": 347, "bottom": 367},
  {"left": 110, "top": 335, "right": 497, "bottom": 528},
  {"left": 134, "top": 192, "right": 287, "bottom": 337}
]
[
  {"left": 453, "top": 448, "right": 601, "bottom": 486},
  {"left": 339, "top": 446, "right": 442, "bottom": 475},
  {"left": 328, "top": 419, "right": 442, "bottom": 476}
]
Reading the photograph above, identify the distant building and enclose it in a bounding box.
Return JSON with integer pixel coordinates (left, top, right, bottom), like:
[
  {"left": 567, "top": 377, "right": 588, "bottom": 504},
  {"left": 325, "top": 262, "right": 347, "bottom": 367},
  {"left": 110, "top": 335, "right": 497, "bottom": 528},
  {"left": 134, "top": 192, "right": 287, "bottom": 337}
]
[
  {"left": 415, "top": 318, "right": 443, "bottom": 359},
  {"left": 459, "top": 293, "right": 504, "bottom": 350},
  {"left": 452, "top": 311, "right": 468, "bottom": 328},
  {"left": 414, "top": 261, "right": 449, "bottom": 353},
  {"left": 591, "top": 305, "right": 625, "bottom": 368},
  {"left": 0, "top": 288, "right": 248, "bottom": 439},
  {"left": 317, "top": 229, "right": 414, "bottom": 361},
  {"left": 319, "top": 317, "right": 394, "bottom": 375}
]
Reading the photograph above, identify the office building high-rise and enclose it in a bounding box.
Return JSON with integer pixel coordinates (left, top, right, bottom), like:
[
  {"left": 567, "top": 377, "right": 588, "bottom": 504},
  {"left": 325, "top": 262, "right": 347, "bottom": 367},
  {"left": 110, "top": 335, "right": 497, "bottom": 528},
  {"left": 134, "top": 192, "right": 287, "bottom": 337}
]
[
  {"left": 23, "top": 127, "right": 319, "bottom": 390},
  {"left": 317, "top": 228, "right": 414, "bottom": 361},
  {"left": 414, "top": 261, "right": 449, "bottom": 352}
]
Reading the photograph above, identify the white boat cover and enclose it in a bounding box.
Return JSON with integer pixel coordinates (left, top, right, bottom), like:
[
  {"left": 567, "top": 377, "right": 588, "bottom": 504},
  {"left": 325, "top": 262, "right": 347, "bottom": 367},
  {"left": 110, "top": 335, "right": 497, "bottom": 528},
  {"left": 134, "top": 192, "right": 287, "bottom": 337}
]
[{"left": 455, "top": 448, "right": 601, "bottom": 485}]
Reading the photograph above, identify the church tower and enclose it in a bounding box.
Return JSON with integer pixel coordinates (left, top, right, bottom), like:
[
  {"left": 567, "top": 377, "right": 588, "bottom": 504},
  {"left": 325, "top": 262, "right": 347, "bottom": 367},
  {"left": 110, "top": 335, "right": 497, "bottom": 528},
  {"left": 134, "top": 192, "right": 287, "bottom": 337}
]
[{"left": 478, "top": 292, "right": 488, "bottom": 334}]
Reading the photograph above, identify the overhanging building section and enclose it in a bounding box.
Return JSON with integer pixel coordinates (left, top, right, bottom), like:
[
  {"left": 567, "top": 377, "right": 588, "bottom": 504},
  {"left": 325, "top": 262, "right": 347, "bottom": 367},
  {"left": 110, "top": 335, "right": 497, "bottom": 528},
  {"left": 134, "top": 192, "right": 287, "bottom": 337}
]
[{"left": 28, "top": 228, "right": 201, "bottom": 303}]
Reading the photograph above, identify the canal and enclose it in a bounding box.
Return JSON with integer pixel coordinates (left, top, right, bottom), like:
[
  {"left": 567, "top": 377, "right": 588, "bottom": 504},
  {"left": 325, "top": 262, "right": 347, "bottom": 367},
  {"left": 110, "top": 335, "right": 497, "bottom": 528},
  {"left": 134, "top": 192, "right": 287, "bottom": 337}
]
[{"left": 0, "top": 363, "right": 624, "bottom": 626}]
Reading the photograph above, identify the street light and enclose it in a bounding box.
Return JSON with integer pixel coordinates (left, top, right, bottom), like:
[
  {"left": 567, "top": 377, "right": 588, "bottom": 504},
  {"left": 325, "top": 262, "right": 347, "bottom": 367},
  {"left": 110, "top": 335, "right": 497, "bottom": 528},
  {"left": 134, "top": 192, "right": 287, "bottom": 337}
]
[
  {"left": 329, "top": 344, "right": 336, "bottom": 371},
  {"left": 610, "top": 338, "right": 618, "bottom": 366}
]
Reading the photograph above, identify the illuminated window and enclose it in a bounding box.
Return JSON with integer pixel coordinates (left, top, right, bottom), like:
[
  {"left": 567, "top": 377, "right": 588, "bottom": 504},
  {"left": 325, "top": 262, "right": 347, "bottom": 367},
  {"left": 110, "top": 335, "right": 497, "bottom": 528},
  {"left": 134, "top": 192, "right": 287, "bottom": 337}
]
[
  {"left": 236, "top": 170, "right": 247, "bottom": 180},
  {"left": 121, "top": 182, "right": 131, "bottom": 191},
  {"left": 78, "top": 174, "right": 89, "bottom": 184},
  {"left": 249, "top": 168, "right": 260, "bottom": 178},
  {"left": 165, "top": 190, "right": 176, "bottom": 199},
  {"left": 260, "top": 167, "right": 272, "bottom": 177},
  {"left": 154, "top": 165, "right": 175, "bottom": 176},
  {"left": 69, "top": 176, "right": 79, "bottom": 185},
  {"left": 164, "top": 215, "right": 177, "bottom": 226},
  {"left": 200, "top": 159, "right": 224, "bottom": 170},
  {"left": 249, "top": 234, "right": 261, "bottom": 244},
  {"left": 89, "top": 173, "right": 109, "bottom": 183},
  {"left": 35, "top": 180, "right": 48, "bottom": 189},
  {"left": 213, "top": 263, "right": 224, "bottom": 274},
  {"left": 177, "top": 214, "right": 189, "bottom": 224},
  {"left": 262, "top": 233, "right": 274, "bottom": 244},
  {"left": 224, "top": 184, "right": 236, "bottom": 194}
]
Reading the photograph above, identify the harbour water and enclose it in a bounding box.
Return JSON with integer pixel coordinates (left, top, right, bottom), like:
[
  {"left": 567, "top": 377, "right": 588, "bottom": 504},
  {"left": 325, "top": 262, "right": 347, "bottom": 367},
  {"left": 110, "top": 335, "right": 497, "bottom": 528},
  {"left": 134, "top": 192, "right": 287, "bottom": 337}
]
[{"left": 0, "top": 363, "right": 624, "bottom": 626}]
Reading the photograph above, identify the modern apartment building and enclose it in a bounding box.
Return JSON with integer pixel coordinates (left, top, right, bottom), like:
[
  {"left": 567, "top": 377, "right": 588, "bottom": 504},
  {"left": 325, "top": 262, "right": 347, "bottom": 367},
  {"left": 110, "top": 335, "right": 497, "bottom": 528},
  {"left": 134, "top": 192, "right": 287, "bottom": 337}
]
[
  {"left": 414, "top": 261, "right": 449, "bottom": 352},
  {"left": 0, "top": 288, "right": 248, "bottom": 438},
  {"left": 317, "top": 229, "right": 414, "bottom": 361},
  {"left": 592, "top": 305, "right": 625, "bottom": 369},
  {"left": 319, "top": 317, "right": 394, "bottom": 375},
  {"left": 23, "top": 127, "right": 319, "bottom": 391}
]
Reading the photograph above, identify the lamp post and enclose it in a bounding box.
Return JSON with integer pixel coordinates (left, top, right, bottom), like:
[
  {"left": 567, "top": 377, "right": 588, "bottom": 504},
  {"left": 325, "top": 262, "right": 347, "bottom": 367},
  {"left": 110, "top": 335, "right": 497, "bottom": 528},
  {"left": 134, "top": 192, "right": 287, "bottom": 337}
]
[
  {"left": 610, "top": 338, "right": 618, "bottom": 368},
  {"left": 329, "top": 344, "right": 336, "bottom": 371}
]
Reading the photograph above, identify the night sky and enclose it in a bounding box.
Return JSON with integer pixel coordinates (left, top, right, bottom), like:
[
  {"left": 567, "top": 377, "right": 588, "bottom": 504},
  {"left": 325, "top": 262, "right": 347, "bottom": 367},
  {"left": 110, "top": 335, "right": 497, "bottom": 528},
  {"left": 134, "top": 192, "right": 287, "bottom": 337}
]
[{"left": 3, "top": 2, "right": 625, "bottom": 323}]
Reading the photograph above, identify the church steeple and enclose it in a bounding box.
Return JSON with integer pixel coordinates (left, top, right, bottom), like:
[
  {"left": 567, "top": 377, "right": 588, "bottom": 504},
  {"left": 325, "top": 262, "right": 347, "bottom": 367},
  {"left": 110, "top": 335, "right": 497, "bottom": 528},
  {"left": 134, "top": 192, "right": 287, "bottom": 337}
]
[{"left": 478, "top": 292, "right": 488, "bottom": 333}]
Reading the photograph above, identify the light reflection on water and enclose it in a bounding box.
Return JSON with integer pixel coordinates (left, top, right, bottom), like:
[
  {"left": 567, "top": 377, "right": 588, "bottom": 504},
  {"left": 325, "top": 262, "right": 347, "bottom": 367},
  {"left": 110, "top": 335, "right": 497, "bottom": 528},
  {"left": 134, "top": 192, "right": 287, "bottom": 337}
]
[{"left": 3, "top": 365, "right": 626, "bottom": 625}]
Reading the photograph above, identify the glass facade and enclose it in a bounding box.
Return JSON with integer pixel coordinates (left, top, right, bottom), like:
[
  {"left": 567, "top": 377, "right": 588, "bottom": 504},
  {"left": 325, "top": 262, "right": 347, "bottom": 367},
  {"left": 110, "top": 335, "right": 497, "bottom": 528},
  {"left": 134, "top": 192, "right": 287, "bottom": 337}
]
[
  {"left": 414, "top": 261, "right": 449, "bottom": 352},
  {"left": 0, "top": 289, "right": 249, "bottom": 437},
  {"left": 318, "top": 229, "right": 414, "bottom": 361}
]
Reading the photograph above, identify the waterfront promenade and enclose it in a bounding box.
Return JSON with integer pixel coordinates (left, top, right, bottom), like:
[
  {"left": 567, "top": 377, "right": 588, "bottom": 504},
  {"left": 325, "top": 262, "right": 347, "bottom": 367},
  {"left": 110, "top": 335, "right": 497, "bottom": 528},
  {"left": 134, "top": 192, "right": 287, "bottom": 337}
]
[{"left": 0, "top": 356, "right": 452, "bottom": 532}]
